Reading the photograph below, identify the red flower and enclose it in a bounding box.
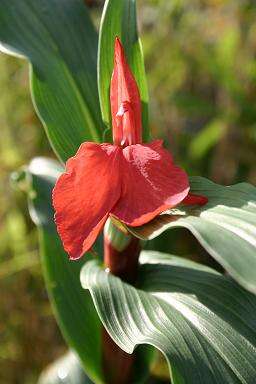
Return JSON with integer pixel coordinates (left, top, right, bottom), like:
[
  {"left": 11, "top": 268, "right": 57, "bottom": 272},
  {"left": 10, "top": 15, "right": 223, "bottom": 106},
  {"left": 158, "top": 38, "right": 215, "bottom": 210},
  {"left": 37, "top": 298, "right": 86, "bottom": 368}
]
[{"left": 52, "top": 38, "right": 207, "bottom": 260}]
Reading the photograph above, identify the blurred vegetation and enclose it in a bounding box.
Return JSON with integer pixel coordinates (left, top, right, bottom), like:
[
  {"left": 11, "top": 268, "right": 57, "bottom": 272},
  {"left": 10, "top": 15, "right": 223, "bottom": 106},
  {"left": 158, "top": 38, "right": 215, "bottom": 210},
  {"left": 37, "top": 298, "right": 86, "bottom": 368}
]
[
  {"left": 141, "top": 0, "right": 256, "bottom": 185},
  {"left": 0, "top": 0, "right": 256, "bottom": 382}
]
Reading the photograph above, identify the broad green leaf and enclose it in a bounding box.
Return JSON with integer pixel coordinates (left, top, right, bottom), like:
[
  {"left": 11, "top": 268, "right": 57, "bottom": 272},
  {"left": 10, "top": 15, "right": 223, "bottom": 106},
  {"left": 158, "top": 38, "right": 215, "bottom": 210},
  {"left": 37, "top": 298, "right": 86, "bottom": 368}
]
[
  {"left": 98, "top": 0, "right": 149, "bottom": 140},
  {"left": 129, "top": 177, "right": 256, "bottom": 294},
  {"left": 81, "top": 251, "right": 256, "bottom": 384},
  {"left": 38, "top": 351, "right": 94, "bottom": 384},
  {"left": 24, "top": 157, "right": 104, "bottom": 384},
  {"left": 0, "top": 0, "right": 102, "bottom": 162},
  {"left": 171, "top": 367, "right": 186, "bottom": 384}
]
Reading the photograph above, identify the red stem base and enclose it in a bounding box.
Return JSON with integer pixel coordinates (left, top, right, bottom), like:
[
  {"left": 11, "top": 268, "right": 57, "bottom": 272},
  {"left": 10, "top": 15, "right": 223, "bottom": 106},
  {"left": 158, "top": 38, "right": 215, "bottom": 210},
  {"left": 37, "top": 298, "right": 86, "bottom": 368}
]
[
  {"left": 102, "top": 235, "right": 140, "bottom": 383},
  {"left": 104, "top": 236, "right": 140, "bottom": 284}
]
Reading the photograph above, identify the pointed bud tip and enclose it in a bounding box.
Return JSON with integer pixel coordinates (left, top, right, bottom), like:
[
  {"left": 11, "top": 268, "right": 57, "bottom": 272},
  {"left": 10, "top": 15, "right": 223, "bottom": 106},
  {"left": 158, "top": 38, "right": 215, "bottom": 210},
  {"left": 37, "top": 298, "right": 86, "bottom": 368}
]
[
  {"left": 111, "top": 36, "right": 142, "bottom": 145},
  {"left": 114, "top": 36, "right": 125, "bottom": 64},
  {"left": 114, "top": 36, "right": 122, "bottom": 48},
  {"left": 115, "top": 36, "right": 121, "bottom": 44}
]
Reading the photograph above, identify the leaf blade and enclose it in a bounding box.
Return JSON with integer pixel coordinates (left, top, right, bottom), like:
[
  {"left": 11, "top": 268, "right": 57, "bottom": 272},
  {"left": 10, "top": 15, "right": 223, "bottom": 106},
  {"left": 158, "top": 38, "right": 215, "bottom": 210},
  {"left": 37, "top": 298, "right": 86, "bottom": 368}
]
[
  {"left": 129, "top": 177, "right": 256, "bottom": 293},
  {"left": 0, "top": 0, "right": 103, "bottom": 162},
  {"left": 81, "top": 251, "right": 256, "bottom": 384}
]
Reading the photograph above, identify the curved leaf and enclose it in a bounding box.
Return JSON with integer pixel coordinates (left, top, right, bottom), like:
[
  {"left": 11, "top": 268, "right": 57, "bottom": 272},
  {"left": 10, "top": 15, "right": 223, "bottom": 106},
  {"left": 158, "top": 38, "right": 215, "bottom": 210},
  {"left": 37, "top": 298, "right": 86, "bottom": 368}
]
[
  {"left": 129, "top": 177, "right": 256, "bottom": 294},
  {"left": 81, "top": 251, "right": 256, "bottom": 384},
  {"left": 98, "top": 0, "right": 149, "bottom": 140},
  {"left": 38, "top": 351, "right": 93, "bottom": 384},
  {"left": 25, "top": 157, "right": 104, "bottom": 384},
  {"left": 0, "top": 0, "right": 102, "bottom": 162}
]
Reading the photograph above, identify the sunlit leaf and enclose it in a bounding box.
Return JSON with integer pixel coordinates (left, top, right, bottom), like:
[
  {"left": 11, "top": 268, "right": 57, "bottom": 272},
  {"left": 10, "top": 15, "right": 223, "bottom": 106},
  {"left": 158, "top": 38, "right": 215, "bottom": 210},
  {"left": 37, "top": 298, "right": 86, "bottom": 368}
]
[
  {"left": 81, "top": 251, "right": 256, "bottom": 384},
  {"left": 129, "top": 177, "right": 256, "bottom": 294}
]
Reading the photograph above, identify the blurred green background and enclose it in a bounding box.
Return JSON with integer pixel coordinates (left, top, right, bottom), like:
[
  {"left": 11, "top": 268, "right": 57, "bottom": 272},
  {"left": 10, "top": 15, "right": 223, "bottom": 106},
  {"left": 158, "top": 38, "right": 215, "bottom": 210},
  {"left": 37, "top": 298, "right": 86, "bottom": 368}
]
[{"left": 1, "top": 0, "right": 256, "bottom": 382}]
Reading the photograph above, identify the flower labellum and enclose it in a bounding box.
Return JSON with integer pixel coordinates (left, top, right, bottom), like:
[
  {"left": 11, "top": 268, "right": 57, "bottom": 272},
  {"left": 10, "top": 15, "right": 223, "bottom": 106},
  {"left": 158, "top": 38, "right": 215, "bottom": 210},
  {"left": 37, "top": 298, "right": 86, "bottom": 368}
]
[{"left": 52, "top": 37, "right": 207, "bottom": 260}]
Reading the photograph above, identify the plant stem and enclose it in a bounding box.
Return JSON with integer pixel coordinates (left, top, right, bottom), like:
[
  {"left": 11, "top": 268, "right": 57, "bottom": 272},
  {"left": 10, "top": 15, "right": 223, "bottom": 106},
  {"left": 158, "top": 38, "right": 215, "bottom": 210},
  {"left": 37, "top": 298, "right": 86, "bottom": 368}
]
[{"left": 102, "top": 219, "right": 140, "bottom": 384}]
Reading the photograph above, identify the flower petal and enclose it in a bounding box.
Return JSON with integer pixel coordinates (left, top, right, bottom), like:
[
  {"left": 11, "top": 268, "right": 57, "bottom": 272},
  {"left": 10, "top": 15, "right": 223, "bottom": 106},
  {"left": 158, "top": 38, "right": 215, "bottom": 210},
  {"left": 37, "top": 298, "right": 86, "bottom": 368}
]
[
  {"left": 110, "top": 37, "right": 142, "bottom": 145},
  {"left": 111, "top": 140, "right": 190, "bottom": 226},
  {"left": 182, "top": 193, "right": 208, "bottom": 206},
  {"left": 52, "top": 143, "right": 121, "bottom": 259}
]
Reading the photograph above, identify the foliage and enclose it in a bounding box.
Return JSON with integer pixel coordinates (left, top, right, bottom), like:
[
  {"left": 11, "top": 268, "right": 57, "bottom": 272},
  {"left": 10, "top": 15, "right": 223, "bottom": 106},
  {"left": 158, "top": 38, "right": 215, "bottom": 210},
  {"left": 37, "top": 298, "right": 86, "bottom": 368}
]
[
  {"left": 1, "top": 0, "right": 256, "bottom": 383},
  {"left": 129, "top": 176, "right": 256, "bottom": 293},
  {"left": 81, "top": 252, "right": 256, "bottom": 384}
]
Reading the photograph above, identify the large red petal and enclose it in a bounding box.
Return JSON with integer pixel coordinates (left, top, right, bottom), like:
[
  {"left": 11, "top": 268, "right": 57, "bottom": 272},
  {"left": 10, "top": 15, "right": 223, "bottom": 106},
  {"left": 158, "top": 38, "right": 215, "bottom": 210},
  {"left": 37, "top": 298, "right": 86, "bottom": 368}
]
[
  {"left": 110, "top": 37, "right": 142, "bottom": 145},
  {"left": 52, "top": 143, "right": 121, "bottom": 259},
  {"left": 111, "top": 140, "right": 190, "bottom": 226},
  {"left": 182, "top": 193, "right": 208, "bottom": 206}
]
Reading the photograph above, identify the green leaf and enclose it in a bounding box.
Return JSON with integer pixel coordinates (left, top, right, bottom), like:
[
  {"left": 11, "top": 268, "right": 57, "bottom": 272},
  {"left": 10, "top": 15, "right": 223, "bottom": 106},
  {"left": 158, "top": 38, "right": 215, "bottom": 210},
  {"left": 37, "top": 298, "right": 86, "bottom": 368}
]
[
  {"left": 25, "top": 157, "right": 104, "bottom": 384},
  {"left": 38, "top": 351, "right": 94, "bottom": 384},
  {"left": 81, "top": 251, "right": 256, "bottom": 384},
  {"left": 129, "top": 177, "right": 256, "bottom": 294},
  {"left": 171, "top": 367, "right": 186, "bottom": 384},
  {"left": 0, "top": 0, "right": 102, "bottom": 162},
  {"left": 98, "top": 0, "right": 149, "bottom": 140}
]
